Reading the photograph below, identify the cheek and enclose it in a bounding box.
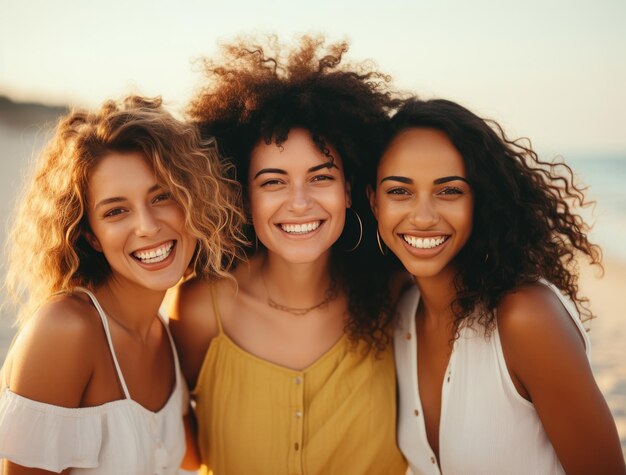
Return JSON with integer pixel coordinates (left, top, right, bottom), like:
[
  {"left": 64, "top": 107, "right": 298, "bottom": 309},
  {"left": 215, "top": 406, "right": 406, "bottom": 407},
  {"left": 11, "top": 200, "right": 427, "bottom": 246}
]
[
  {"left": 248, "top": 193, "right": 270, "bottom": 225},
  {"left": 374, "top": 196, "right": 405, "bottom": 233},
  {"left": 247, "top": 191, "right": 280, "bottom": 241},
  {"left": 451, "top": 199, "right": 474, "bottom": 237},
  {"left": 326, "top": 187, "right": 350, "bottom": 213},
  {"left": 169, "top": 206, "right": 187, "bottom": 228},
  {"left": 89, "top": 222, "right": 119, "bottom": 246},
  {"left": 320, "top": 187, "right": 349, "bottom": 228}
]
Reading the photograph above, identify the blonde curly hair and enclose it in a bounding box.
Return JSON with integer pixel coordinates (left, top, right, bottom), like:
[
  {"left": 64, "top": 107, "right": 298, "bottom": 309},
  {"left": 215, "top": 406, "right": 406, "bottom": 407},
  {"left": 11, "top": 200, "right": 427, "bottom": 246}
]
[{"left": 5, "top": 95, "right": 245, "bottom": 325}]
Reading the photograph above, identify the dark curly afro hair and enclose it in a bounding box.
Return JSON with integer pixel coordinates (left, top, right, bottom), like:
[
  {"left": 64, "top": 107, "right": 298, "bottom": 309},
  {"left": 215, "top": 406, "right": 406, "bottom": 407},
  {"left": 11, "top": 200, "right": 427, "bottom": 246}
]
[{"left": 188, "top": 35, "right": 403, "bottom": 351}]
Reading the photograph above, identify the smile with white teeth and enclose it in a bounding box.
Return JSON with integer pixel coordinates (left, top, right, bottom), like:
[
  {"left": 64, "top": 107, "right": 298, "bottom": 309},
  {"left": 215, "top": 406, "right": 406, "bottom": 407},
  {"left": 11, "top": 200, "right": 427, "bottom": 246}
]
[
  {"left": 132, "top": 241, "right": 174, "bottom": 264},
  {"left": 279, "top": 221, "right": 321, "bottom": 234},
  {"left": 403, "top": 235, "right": 448, "bottom": 249}
]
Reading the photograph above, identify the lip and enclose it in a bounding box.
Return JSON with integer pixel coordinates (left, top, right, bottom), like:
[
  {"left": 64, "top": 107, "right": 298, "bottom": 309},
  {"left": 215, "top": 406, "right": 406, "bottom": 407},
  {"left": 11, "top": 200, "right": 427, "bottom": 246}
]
[
  {"left": 131, "top": 240, "right": 178, "bottom": 271},
  {"left": 399, "top": 232, "right": 451, "bottom": 257}
]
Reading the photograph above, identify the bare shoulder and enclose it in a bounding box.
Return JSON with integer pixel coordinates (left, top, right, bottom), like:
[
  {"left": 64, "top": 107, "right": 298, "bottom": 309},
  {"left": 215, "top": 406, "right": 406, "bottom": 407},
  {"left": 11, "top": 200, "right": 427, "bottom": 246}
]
[
  {"left": 4, "top": 292, "right": 101, "bottom": 407},
  {"left": 496, "top": 283, "right": 584, "bottom": 351},
  {"left": 496, "top": 285, "right": 625, "bottom": 473},
  {"left": 496, "top": 282, "right": 588, "bottom": 399},
  {"left": 169, "top": 275, "right": 237, "bottom": 387},
  {"left": 170, "top": 275, "right": 237, "bottom": 333}
]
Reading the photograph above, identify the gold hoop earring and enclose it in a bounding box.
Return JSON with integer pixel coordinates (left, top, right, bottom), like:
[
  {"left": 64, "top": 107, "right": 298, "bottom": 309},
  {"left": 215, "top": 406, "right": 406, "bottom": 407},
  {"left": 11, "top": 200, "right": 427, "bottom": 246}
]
[
  {"left": 345, "top": 208, "right": 363, "bottom": 252},
  {"left": 376, "top": 228, "right": 386, "bottom": 256}
]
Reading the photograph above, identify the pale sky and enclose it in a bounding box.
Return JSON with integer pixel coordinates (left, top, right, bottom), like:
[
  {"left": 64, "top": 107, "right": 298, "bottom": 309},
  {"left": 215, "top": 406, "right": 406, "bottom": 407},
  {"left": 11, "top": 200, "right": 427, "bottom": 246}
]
[{"left": 1, "top": 0, "right": 625, "bottom": 157}]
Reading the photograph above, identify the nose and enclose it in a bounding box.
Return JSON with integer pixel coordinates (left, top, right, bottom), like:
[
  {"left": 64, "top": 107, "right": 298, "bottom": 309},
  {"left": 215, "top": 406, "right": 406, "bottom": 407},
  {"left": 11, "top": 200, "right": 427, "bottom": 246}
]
[
  {"left": 134, "top": 206, "right": 161, "bottom": 237},
  {"left": 409, "top": 194, "right": 439, "bottom": 228},
  {"left": 287, "top": 183, "right": 313, "bottom": 213}
]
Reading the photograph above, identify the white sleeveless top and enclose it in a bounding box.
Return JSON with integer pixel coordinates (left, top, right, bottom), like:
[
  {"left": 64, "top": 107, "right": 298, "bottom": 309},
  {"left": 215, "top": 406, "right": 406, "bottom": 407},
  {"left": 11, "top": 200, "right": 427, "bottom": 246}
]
[
  {"left": 0, "top": 288, "right": 187, "bottom": 474},
  {"left": 394, "top": 279, "right": 590, "bottom": 475}
]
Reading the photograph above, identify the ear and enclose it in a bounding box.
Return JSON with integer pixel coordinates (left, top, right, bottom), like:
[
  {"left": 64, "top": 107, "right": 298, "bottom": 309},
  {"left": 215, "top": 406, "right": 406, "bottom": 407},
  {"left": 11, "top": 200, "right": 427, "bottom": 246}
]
[
  {"left": 84, "top": 232, "right": 103, "bottom": 252},
  {"left": 366, "top": 185, "right": 377, "bottom": 218},
  {"left": 344, "top": 181, "right": 352, "bottom": 208}
]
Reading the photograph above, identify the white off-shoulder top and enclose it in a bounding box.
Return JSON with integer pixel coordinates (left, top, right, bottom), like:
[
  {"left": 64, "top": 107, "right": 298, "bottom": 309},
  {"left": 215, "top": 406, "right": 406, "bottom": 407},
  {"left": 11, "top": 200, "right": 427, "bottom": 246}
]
[{"left": 0, "top": 288, "right": 187, "bottom": 474}]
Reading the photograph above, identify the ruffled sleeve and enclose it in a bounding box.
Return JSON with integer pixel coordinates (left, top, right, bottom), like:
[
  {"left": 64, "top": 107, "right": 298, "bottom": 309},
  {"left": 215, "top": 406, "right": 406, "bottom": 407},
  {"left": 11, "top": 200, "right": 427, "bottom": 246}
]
[{"left": 0, "top": 388, "right": 102, "bottom": 472}]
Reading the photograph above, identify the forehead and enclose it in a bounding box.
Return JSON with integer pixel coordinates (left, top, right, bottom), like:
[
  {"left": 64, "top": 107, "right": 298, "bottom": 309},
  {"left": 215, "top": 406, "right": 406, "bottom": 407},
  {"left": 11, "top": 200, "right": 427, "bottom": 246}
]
[
  {"left": 379, "top": 128, "right": 465, "bottom": 178},
  {"left": 249, "top": 128, "right": 343, "bottom": 172},
  {"left": 88, "top": 151, "right": 155, "bottom": 195}
]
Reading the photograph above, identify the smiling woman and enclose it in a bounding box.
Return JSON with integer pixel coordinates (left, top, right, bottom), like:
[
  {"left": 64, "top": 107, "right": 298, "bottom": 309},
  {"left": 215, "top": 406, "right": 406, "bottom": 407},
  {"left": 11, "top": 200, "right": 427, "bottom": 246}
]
[
  {"left": 369, "top": 98, "right": 625, "bottom": 475},
  {"left": 0, "top": 96, "right": 244, "bottom": 474},
  {"left": 85, "top": 151, "right": 197, "bottom": 291},
  {"left": 248, "top": 128, "right": 351, "bottom": 265},
  {"left": 373, "top": 128, "right": 474, "bottom": 279},
  {"left": 168, "top": 35, "right": 407, "bottom": 474}
]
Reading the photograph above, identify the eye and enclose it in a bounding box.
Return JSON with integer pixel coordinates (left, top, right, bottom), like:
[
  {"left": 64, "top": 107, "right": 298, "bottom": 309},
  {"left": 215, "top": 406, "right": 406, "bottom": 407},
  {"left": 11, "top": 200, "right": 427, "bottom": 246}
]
[
  {"left": 103, "top": 207, "right": 126, "bottom": 218},
  {"left": 386, "top": 187, "right": 410, "bottom": 196},
  {"left": 437, "top": 186, "right": 464, "bottom": 196},
  {"left": 311, "top": 174, "right": 334, "bottom": 183},
  {"left": 153, "top": 192, "right": 172, "bottom": 203},
  {"left": 260, "top": 178, "right": 285, "bottom": 187}
]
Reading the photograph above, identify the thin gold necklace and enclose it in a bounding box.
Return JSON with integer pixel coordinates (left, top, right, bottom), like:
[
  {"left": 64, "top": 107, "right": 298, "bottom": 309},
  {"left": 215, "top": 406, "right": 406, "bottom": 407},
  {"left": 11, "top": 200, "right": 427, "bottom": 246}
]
[{"left": 261, "top": 268, "right": 338, "bottom": 316}]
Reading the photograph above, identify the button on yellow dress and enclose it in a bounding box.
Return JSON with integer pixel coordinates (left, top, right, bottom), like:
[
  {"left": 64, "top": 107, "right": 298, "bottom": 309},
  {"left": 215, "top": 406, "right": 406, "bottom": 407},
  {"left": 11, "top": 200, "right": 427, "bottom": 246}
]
[{"left": 192, "top": 288, "right": 407, "bottom": 475}]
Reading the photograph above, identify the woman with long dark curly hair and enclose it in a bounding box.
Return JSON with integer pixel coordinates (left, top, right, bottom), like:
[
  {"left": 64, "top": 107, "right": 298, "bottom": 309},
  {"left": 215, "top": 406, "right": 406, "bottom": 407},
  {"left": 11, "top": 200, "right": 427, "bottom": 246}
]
[
  {"left": 169, "top": 36, "right": 407, "bottom": 474},
  {"left": 368, "top": 98, "right": 625, "bottom": 474}
]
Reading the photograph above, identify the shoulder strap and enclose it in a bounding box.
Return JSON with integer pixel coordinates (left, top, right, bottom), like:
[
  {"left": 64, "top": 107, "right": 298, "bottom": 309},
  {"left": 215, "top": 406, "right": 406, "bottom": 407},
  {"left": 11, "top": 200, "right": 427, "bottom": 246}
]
[
  {"left": 209, "top": 284, "right": 224, "bottom": 335},
  {"left": 158, "top": 312, "right": 181, "bottom": 388},
  {"left": 74, "top": 287, "right": 131, "bottom": 399}
]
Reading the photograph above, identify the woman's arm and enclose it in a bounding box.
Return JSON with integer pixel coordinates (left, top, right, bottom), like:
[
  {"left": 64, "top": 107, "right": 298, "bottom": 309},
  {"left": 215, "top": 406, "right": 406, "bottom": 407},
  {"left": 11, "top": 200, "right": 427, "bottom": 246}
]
[
  {"left": 180, "top": 412, "right": 201, "bottom": 470},
  {"left": 498, "top": 285, "right": 625, "bottom": 475},
  {"left": 168, "top": 277, "right": 237, "bottom": 472},
  {"left": 168, "top": 277, "right": 226, "bottom": 388},
  {"left": 2, "top": 296, "right": 96, "bottom": 475}
]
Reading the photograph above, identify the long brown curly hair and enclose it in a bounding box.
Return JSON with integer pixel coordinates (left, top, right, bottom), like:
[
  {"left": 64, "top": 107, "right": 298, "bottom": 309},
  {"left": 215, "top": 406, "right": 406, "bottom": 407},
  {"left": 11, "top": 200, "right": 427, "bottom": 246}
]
[
  {"left": 376, "top": 98, "right": 602, "bottom": 338},
  {"left": 189, "top": 35, "right": 402, "bottom": 350},
  {"left": 5, "top": 95, "right": 245, "bottom": 326}
]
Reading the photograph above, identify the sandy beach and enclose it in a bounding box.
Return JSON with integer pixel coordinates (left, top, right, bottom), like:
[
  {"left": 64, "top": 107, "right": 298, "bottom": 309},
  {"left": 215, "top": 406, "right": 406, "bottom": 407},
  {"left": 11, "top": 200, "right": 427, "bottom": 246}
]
[{"left": 578, "top": 255, "right": 626, "bottom": 456}]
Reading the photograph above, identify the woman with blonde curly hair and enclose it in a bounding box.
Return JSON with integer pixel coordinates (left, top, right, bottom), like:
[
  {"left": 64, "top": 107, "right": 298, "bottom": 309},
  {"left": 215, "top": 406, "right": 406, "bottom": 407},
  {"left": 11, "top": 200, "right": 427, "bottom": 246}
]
[
  {"left": 170, "top": 36, "right": 407, "bottom": 474},
  {"left": 0, "top": 96, "right": 244, "bottom": 474}
]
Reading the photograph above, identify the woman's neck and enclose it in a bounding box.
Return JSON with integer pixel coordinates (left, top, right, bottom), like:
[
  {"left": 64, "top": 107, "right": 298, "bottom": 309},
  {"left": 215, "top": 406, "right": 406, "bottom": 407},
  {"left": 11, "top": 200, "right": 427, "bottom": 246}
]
[
  {"left": 259, "top": 250, "right": 335, "bottom": 309},
  {"left": 93, "top": 278, "right": 165, "bottom": 342},
  {"left": 414, "top": 267, "right": 458, "bottom": 327}
]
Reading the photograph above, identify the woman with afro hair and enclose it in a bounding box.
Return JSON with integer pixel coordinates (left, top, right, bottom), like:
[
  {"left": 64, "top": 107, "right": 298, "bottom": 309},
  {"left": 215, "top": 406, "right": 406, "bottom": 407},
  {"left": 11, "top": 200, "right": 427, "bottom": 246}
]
[
  {"left": 169, "top": 36, "right": 407, "bottom": 474},
  {"left": 368, "top": 98, "right": 624, "bottom": 474}
]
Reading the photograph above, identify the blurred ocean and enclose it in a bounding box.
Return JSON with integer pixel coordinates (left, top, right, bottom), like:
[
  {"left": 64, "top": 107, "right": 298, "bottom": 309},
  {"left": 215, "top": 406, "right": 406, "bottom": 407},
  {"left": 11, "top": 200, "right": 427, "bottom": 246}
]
[
  {"left": 0, "top": 98, "right": 624, "bottom": 458},
  {"left": 569, "top": 157, "right": 626, "bottom": 262}
]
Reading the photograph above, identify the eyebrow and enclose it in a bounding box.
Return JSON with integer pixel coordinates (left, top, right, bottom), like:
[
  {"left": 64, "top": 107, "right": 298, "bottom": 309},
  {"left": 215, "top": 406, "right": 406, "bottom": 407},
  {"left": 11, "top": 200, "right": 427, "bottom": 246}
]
[
  {"left": 380, "top": 175, "right": 413, "bottom": 185},
  {"left": 253, "top": 168, "right": 287, "bottom": 179},
  {"left": 94, "top": 184, "right": 162, "bottom": 210},
  {"left": 379, "top": 175, "right": 469, "bottom": 185},
  {"left": 253, "top": 161, "right": 338, "bottom": 179},
  {"left": 434, "top": 176, "right": 470, "bottom": 185},
  {"left": 308, "top": 161, "right": 338, "bottom": 172}
]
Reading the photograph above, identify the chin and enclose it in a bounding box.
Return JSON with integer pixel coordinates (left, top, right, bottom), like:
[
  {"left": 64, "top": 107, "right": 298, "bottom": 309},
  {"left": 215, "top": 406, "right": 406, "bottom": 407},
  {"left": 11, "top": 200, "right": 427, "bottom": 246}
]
[
  {"left": 274, "top": 247, "right": 330, "bottom": 265},
  {"left": 137, "top": 273, "right": 185, "bottom": 292},
  {"left": 399, "top": 260, "right": 448, "bottom": 280}
]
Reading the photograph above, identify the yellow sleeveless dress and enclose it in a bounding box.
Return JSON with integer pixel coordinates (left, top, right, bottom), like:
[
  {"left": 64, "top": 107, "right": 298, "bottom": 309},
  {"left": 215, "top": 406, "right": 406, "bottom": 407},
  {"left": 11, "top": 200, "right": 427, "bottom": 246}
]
[{"left": 192, "top": 287, "right": 407, "bottom": 475}]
